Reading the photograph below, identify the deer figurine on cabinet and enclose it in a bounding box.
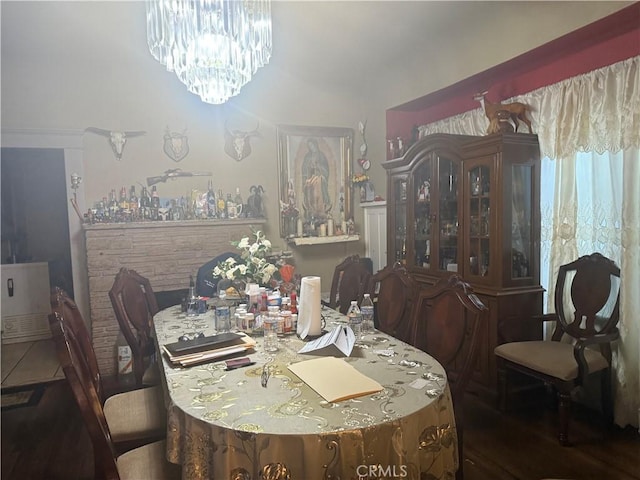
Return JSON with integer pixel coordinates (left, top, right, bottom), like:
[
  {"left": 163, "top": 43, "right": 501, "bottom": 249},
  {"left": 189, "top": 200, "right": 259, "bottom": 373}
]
[{"left": 474, "top": 91, "right": 533, "bottom": 134}]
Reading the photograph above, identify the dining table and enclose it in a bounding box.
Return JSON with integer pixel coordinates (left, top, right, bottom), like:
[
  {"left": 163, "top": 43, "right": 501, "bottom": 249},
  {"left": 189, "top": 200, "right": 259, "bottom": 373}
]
[{"left": 153, "top": 302, "right": 459, "bottom": 480}]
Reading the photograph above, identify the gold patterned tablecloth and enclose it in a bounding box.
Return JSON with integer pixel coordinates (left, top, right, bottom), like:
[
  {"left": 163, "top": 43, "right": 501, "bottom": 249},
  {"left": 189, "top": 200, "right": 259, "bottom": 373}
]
[{"left": 154, "top": 305, "right": 458, "bottom": 480}]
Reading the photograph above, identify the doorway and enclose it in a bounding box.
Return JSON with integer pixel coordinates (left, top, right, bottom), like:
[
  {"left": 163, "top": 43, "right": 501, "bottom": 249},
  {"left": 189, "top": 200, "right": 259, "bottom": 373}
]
[{"left": 1, "top": 147, "right": 73, "bottom": 294}]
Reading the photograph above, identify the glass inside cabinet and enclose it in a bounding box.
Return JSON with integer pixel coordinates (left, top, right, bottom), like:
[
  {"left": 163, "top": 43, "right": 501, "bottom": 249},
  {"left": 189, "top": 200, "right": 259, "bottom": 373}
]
[
  {"left": 437, "top": 156, "right": 459, "bottom": 272},
  {"left": 392, "top": 177, "right": 407, "bottom": 264},
  {"left": 468, "top": 165, "right": 491, "bottom": 277}
]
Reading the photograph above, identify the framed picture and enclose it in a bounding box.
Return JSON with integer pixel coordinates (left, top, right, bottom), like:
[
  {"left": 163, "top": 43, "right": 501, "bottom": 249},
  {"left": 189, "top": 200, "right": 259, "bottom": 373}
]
[{"left": 277, "top": 125, "right": 353, "bottom": 237}]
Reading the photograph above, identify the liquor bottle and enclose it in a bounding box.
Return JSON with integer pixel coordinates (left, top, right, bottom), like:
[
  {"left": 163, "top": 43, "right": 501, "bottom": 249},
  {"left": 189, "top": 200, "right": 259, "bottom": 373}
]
[
  {"left": 346, "top": 301, "right": 363, "bottom": 338},
  {"left": 108, "top": 189, "right": 119, "bottom": 218},
  {"left": 140, "top": 187, "right": 151, "bottom": 220},
  {"left": 129, "top": 185, "right": 139, "bottom": 220},
  {"left": 151, "top": 185, "right": 160, "bottom": 220},
  {"left": 234, "top": 187, "right": 243, "bottom": 218},
  {"left": 360, "top": 293, "right": 374, "bottom": 335},
  {"left": 226, "top": 193, "right": 235, "bottom": 219},
  {"left": 119, "top": 187, "right": 129, "bottom": 210},
  {"left": 207, "top": 180, "right": 217, "bottom": 218},
  {"left": 217, "top": 189, "right": 227, "bottom": 219}
]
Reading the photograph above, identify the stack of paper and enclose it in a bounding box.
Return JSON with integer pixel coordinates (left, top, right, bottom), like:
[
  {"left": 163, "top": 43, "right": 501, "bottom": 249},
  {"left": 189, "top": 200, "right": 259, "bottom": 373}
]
[
  {"left": 288, "top": 356, "right": 383, "bottom": 402},
  {"left": 162, "top": 332, "right": 256, "bottom": 367}
]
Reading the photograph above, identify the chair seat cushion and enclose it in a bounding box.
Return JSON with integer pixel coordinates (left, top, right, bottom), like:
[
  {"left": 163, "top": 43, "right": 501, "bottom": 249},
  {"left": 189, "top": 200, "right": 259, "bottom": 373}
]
[
  {"left": 494, "top": 341, "right": 609, "bottom": 381},
  {"left": 117, "top": 440, "right": 181, "bottom": 479},
  {"left": 104, "top": 385, "right": 167, "bottom": 443}
]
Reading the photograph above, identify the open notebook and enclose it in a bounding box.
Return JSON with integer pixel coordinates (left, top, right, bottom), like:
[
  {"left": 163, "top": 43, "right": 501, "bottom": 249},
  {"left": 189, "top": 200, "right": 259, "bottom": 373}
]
[{"left": 288, "top": 356, "right": 383, "bottom": 402}]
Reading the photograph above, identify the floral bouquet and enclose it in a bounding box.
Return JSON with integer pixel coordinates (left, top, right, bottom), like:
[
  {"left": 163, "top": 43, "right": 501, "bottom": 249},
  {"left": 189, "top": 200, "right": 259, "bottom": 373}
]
[{"left": 213, "top": 230, "right": 280, "bottom": 287}]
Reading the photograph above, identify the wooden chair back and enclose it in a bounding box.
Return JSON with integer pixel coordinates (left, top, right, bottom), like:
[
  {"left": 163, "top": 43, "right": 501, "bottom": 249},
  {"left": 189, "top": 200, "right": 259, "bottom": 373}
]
[
  {"left": 410, "top": 275, "right": 488, "bottom": 401},
  {"left": 369, "top": 262, "right": 418, "bottom": 343},
  {"left": 49, "top": 306, "right": 121, "bottom": 480},
  {"left": 50, "top": 287, "right": 104, "bottom": 402},
  {"left": 551, "top": 252, "right": 620, "bottom": 353},
  {"left": 108, "top": 267, "right": 160, "bottom": 387},
  {"left": 328, "top": 255, "right": 374, "bottom": 314},
  {"left": 409, "top": 275, "right": 488, "bottom": 480}
]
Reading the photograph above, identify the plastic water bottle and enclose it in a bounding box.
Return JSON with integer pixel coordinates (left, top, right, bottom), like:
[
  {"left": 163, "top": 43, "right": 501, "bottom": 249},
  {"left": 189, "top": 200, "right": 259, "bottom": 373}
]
[
  {"left": 360, "top": 294, "right": 374, "bottom": 335},
  {"left": 347, "top": 300, "right": 363, "bottom": 338}
]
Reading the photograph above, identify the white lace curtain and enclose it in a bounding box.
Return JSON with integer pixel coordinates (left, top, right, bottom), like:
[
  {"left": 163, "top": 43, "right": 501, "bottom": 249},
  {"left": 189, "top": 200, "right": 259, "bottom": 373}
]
[{"left": 418, "top": 56, "right": 640, "bottom": 428}]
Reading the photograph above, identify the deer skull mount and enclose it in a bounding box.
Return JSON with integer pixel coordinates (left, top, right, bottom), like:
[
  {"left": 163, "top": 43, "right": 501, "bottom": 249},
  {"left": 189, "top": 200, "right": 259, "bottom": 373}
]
[{"left": 224, "top": 121, "right": 260, "bottom": 161}]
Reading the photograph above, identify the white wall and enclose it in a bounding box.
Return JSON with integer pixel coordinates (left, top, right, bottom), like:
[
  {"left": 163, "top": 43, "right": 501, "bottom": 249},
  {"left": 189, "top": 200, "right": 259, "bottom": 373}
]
[{"left": 1, "top": 1, "right": 628, "bottom": 296}]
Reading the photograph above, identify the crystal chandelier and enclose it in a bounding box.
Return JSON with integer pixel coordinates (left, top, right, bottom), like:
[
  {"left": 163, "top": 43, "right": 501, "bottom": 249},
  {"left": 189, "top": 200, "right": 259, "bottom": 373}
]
[{"left": 146, "top": 0, "right": 272, "bottom": 105}]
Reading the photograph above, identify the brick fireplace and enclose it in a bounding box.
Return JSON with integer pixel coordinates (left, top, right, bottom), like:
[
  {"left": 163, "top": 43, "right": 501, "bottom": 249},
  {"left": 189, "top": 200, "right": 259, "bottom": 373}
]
[{"left": 83, "top": 219, "right": 265, "bottom": 376}]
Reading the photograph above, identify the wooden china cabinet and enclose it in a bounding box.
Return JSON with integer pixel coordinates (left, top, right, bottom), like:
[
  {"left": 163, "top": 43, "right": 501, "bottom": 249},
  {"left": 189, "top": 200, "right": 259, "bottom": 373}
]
[{"left": 383, "top": 132, "right": 544, "bottom": 400}]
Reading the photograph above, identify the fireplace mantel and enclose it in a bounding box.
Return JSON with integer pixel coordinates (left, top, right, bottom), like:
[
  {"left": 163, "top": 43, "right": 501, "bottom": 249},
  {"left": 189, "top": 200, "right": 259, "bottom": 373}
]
[{"left": 84, "top": 219, "right": 265, "bottom": 376}]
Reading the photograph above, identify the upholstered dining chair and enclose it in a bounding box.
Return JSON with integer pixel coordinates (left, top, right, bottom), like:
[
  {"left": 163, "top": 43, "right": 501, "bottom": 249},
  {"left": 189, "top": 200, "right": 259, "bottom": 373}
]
[
  {"left": 49, "top": 288, "right": 167, "bottom": 449},
  {"left": 494, "top": 252, "right": 621, "bottom": 446},
  {"left": 325, "top": 254, "right": 374, "bottom": 314},
  {"left": 409, "top": 275, "right": 488, "bottom": 480},
  {"left": 48, "top": 310, "right": 179, "bottom": 480},
  {"left": 109, "top": 268, "right": 160, "bottom": 388},
  {"left": 369, "top": 261, "right": 418, "bottom": 343}
]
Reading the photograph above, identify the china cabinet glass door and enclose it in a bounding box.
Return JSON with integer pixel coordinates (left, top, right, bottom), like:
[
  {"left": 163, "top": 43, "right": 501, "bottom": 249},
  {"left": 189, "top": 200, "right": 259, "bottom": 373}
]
[
  {"left": 467, "top": 164, "right": 491, "bottom": 279},
  {"left": 436, "top": 156, "right": 459, "bottom": 273},
  {"left": 510, "top": 164, "right": 534, "bottom": 279},
  {"left": 391, "top": 176, "right": 408, "bottom": 264},
  {"left": 412, "top": 159, "right": 433, "bottom": 268}
]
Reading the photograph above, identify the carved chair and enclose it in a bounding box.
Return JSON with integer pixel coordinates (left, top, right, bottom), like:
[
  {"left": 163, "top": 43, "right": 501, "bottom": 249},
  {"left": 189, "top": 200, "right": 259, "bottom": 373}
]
[
  {"left": 49, "top": 288, "right": 167, "bottom": 449},
  {"left": 109, "top": 268, "right": 160, "bottom": 388},
  {"left": 48, "top": 308, "right": 179, "bottom": 480},
  {"left": 325, "top": 255, "right": 374, "bottom": 314},
  {"left": 494, "top": 252, "right": 621, "bottom": 446},
  {"left": 409, "top": 275, "right": 488, "bottom": 480},
  {"left": 369, "top": 262, "right": 418, "bottom": 343}
]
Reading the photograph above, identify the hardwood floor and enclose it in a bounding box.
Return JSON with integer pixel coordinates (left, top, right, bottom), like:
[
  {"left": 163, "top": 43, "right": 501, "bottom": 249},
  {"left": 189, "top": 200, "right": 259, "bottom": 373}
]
[{"left": 2, "top": 379, "right": 639, "bottom": 480}]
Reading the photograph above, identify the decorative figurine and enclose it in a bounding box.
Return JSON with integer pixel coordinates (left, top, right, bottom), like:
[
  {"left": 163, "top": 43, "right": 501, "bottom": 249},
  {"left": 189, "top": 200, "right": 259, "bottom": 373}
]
[
  {"left": 247, "top": 185, "right": 265, "bottom": 218},
  {"left": 473, "top": 91, "right": 533, "bottom": 134}
]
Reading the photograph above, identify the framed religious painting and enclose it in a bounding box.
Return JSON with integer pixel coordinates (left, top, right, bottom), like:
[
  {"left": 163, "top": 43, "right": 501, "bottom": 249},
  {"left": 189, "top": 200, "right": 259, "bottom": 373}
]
[{"left": 277, "top": 125, "right": 353, "bottom": 238}]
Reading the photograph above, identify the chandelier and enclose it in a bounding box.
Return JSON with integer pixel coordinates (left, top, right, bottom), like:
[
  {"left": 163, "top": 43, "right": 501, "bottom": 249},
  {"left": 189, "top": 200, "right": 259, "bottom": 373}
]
[{"left": 146, "top": 0, "right": 272, "bottom": 105}]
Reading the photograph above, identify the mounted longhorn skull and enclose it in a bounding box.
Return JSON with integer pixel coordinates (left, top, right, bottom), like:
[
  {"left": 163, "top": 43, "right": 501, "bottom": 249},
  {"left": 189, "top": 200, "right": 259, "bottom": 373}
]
[
  {"left": 85, "top": 127, "right": 146, "bottom": 161},
  {"left": 224, "top": 121, "right": 260, "bottom": 161}
]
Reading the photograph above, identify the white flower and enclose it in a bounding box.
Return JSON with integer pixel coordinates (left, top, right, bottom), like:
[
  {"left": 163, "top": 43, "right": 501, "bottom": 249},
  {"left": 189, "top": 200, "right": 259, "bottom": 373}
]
[{"left": 213, "top": 229, "right": 280, "bottom": 286}]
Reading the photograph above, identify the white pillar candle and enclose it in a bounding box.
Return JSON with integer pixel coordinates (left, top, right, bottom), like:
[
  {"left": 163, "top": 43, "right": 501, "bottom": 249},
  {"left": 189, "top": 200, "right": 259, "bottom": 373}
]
[
  {"left": 296, "top": 218, "right": 303, "bottom": 237},
  {"left": 327, "top": 218, "right": 334, "bottom": 236},
  {"left": 319, "top": 223, "right": 327, "bottom": 237}
]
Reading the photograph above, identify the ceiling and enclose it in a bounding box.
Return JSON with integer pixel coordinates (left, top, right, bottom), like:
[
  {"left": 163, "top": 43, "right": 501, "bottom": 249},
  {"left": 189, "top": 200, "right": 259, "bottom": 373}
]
[{"left": 1, "top": 1, "right": 630, "bottom": 106}]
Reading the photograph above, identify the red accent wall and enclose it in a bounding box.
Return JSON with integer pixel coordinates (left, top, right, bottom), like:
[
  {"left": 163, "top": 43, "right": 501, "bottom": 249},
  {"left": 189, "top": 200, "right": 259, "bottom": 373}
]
[{"left": 386, "top": 3, "right": 640, "bottom": 141}]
